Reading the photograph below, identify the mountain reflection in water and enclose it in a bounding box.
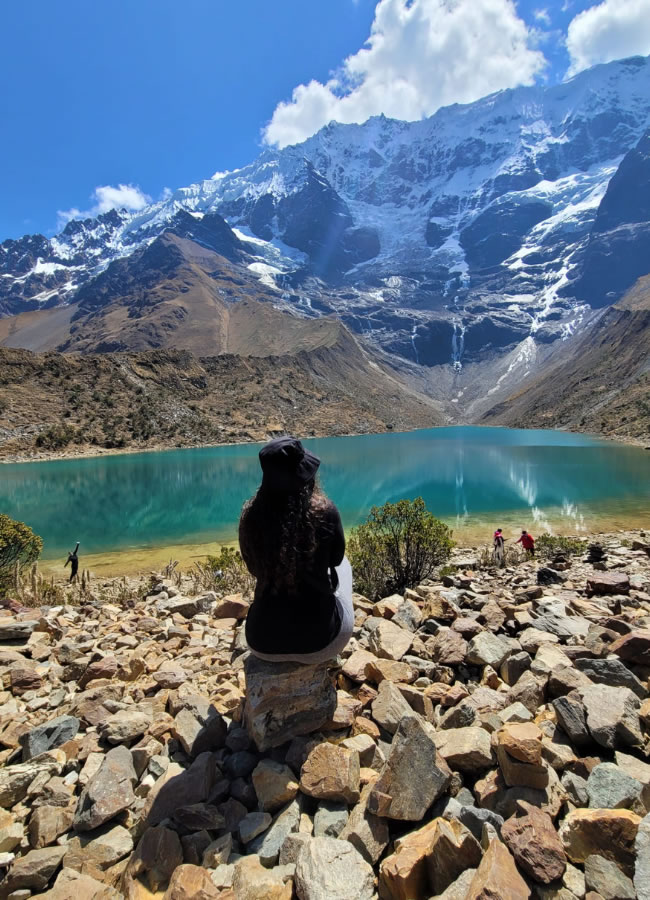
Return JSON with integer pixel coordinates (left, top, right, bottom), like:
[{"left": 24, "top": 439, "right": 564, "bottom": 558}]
[{"left": 1, "top": 427, "right": 649, "bottom": 558}]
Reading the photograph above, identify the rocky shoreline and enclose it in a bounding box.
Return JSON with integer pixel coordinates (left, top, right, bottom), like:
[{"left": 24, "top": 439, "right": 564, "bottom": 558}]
[{"left": 0, "top": 530, "right": 649, "bottom": 898}]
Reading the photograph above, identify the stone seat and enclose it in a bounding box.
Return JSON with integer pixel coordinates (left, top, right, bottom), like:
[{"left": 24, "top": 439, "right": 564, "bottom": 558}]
[{"left": 243, "top": 655, "right": 337, "bottom": 751}]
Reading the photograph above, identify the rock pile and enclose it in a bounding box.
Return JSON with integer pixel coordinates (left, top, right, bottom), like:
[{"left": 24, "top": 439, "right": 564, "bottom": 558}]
[{"left": 0, "top": 531, "right": 649, "bottom": 898}]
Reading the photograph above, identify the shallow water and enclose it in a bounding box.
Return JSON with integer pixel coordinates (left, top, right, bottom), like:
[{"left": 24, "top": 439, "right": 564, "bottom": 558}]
[{"left": 2, "top": 427, "right": 649, "bottom": 568}]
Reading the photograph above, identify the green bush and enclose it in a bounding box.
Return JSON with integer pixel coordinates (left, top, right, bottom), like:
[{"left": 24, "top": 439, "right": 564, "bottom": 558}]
[
  {"left": 0, "top": 514, "right": 43, "bottom": 597},
  {"left": 536, "top": 533, "right": 588, "bottom": 559},
  {"left": 347, "top": 497, "right": 454, "bottom": 600},
  {"left": 193, "top": 546, "right": 255, "bottom": 597},
  {"left": 36, "top": 424, "right": 78, "bottom": 450}
]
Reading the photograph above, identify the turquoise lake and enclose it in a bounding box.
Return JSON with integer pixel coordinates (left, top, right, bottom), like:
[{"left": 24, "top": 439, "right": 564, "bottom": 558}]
[{"left": 1, "top": 427, "right": 649, "bottom": 562}]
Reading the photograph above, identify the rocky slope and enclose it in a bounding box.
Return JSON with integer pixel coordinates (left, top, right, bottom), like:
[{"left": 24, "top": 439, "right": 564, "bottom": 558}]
[
  {"left": 0, "top": 332, "right": 443, "bottom": 460},
  {"left": 0, "top": 531, "right": 649, "bottom": 897},
  {"left": 482, "top": 276, "right": 650, "bottom": 442},
  {"left": 2, "top": 57, "right": 650, "bottom": 416}
]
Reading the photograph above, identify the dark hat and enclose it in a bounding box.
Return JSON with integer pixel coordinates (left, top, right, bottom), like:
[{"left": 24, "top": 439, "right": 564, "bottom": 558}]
[{"left": 259, "top": 436, "right": 320, "bottom": 492}]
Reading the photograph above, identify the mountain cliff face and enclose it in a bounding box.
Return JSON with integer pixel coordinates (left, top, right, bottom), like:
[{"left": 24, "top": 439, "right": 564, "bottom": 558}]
[
  {"left": 1, "top": 55, "right": 650, "bottom": 420},
  {"left": 482, "top": 275, "right": 650, "bottom": 441}
]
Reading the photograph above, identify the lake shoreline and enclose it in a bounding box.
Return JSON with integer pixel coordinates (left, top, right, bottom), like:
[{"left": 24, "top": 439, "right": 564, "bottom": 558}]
[{"left": 1, "top": 421, "right": 647, "bottom": 465}]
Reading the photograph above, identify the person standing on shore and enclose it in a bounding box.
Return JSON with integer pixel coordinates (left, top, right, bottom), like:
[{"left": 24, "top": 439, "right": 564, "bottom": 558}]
[
  {"left": 493, "top": 528, "right": 505, "bottom": 567},
  {"left": 517, "top": 529, "right": 535, "bottom": 557},
  {"left": 64, "top": 542, "right": 80, "bottom": 583}
]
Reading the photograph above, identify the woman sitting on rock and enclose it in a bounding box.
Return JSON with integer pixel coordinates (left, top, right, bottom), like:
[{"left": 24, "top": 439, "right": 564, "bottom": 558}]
[{"left": 239, "top": 435, "right": 353, "bottom": 664}]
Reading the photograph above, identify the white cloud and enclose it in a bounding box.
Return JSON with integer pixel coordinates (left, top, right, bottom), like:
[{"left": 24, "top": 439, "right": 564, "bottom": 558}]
[
  {"left": 566, "top": 0, "right": 650, "bottom": 76},
  {"left": 534, "top": 7, "right": 552, "bottom": 26},
  {"left": 263, "top": 0, "right": 547, "bottom": 148},
  {"left": 57, "top": 183, "right": 151, "bottom": 230}
]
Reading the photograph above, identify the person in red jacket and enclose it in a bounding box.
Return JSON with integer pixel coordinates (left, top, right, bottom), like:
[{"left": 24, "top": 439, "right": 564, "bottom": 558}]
[{"left": 517, "top": 530, "right": 535, "bottom": 557}]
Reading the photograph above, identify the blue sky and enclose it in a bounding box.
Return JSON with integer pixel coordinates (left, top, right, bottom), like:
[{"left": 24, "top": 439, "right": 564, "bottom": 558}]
[{"left": 1, "top": 0, "right": 649, "bottom": 241}]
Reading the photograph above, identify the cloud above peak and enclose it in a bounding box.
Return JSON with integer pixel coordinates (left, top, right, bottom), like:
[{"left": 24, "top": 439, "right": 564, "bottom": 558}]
[
  {"left": 263, "top": 0, "right": 547, "bottom": 148},
  {"left": 566, "top": 0, "right": 650, "bottom": 77},
  {"left": 57, "top": 183, "right": 151, "bottom": 230}
]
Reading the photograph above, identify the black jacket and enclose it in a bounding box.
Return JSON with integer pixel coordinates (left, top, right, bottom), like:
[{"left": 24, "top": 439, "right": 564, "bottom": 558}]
[{"left": 241, "top": 501, "right": 345, "bottom": 654}]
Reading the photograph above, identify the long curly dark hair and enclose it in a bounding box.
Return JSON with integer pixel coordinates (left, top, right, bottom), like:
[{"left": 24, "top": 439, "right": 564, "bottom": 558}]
[{"left": 239, "top": 478, "right": 331, "bottom": 590}]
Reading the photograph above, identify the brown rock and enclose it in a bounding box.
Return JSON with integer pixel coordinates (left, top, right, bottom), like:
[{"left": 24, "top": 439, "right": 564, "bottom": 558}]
[
  {"left": 431, "top": 629, "right": 468, "bottom": 666},
  {"left": 435, "top": 726, "right": 494, "bottom": 772},
  {"left": 586, "top": 573, "right": 630, "bottom": 596},
  {"left": 5, "top": 845, "right": 66, "bottom": 893},
  {"left": 366, "top": 658, "right": 418, "bottom": 684},
  {"left": 340, "top": 782, "right": 390, "bottom": 865},
  {"left": 498, "top": 722, "right": 543, "bottom": 765},
  {"left": 300, "top": 742, "right": 360, "bottom": 804},
  {"left": 466, "top": 838, "right": 530, "bottom": 900},
  {"left": 252, "top": 760, "right": 299, "bottom": 812},
  {"left": 74, "top": 745, "right": 137, "bottom": 832},
  {"left": 163, "top": 864, "right": 221, "bottom": 899},
  {"left": 559, "top": 808, "right": 641, "bottom": 877},
  {"left": 39, "top": 867, "right": 122, "bottom": 899},
  {"left": 342, "top": 649, "right": 378, "bottom": 682},
  {"left": 28, "top": 805, "right": 75, "bottom": 848},
  {"left": 379, "top": 819, "right": 438, "bottom": 900},
  {"left": 124, "top": 825, "right": 183, "bottom": 893},
  {"left": 231, "top": 855, "right": 292, "bottom": 899},
  {"left": 79, "top": 657, "right": 119, "bottom": 688},
  {"left": 426, "top": 817, "right": 483, "bottom": 895},
  {"left": 367, "top": 619, "right": 414, "bottom": 661},
  {"left": 610, "top": 631, "right": 650, "bottom": 667},
  {"left": 213, "top": 593, "right": 249, "bottom": 620},
  {"left": 371, "top": 680, "right": 414, "bottom": 734},
  {"left": 10, "top": 666, "right": 42, "bottom": 695},
  {"left": 501, "top": 800, "right": 566, "bottom": 884},
  {"left": 327, "top": 690, "right": 363, "bottom": 729}
]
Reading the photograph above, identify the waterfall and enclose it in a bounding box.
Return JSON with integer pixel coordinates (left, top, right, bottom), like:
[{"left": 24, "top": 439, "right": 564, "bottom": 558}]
[
  {"left": 451, "top": 321, "right": 465, "bottom": 370},
  {"left": 411, "top": 324, "right": 420, "bottom": 364}
]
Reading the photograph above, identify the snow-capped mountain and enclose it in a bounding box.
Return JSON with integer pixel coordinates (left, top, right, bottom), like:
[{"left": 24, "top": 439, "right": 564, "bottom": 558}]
[{"left": 2, "top": 55, "right": 650, "bottom": 382}]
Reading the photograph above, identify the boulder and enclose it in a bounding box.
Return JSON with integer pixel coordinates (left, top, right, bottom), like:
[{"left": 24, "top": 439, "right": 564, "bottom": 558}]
[
  {"left": 586, "top": 573, "right": 631, "bottom": 595},
  {"left": 294, "top": 836, "right": 375, "bottom": 900},
  {"left": 4, "top": 845, "right": 66, "bottom": 893},
  {"left": 434, "top": 727, "right": 494, "bottom": 772},
  {"left": 368, "top": 715, "right": 450, "bottom": 820},
  {"left": 371, "top": 680, "right": 415, "bottom": 734},
  {"left": 39, "top": 867, "right": 122, "bottom": 899},
  {"left": 575, "top": 658, "right": 647, "bottom": 699},
  {"left": 466, "top": 632, "right": 513, "bottom": 668},
  {"left": 610, "top": 631, "right": 650, "bottom": 667},
  {"left": 20, "top": 715, "right": 80, "bottom": 762},
  {"left": 339, "top": 783, "right": 389, "bottom": 865},
  {"left": 252, "top": 760, "right": 299, "bottom": 812},
  {"left": 300, "top": 743, "right": 360, "bottom": 805},
  {"left": 367, "top": 619, "right": 414, "bottom": 661},
  {"left": 244, "top": 657, "right": 336, "bottom": 751},
  {"left": 0, "top": 750, "right": 65, "bottom": 808},
  {"left": 74, "top": 745, "right": 137, "bottom": 832},
  {"left": 231, "top": 855, "right": 292, "bottom": 899},
  {"left": 587, "top": 762, "right": 644, "bottom": 812},
  {"left": 378, "top": 819, "right": 440, "bottom": 900},
  {"left": 248, "top": 798, "right": 302, "bottom": 867},
  {"left": 579, "top": 685, "right": 643, "bottom": 750},
  {"left": 559, "top": 808, "right": 641, "bottom": 877},
  {"left": 584, "top": 854, "right": 636, "bottom": 900},
  {"left": 501, "top": 800, "right": 566, "bottom": 883},
  {"left": 498, "top": 722, "right": 543, "bottom": 765},
  {"left": 466, "top": 838, "right": 530, "bottom": 900},
  {"left": 635, "top": 811, "right": 650, "bottom": 900}
]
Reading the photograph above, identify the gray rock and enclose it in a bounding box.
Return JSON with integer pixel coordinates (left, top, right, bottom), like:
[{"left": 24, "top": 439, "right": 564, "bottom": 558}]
[
  {"left": 279, "top": 832, "right": 311, "bottom": 865},
  {"left": 244, "top": 656, "right": 336, "bottom": 752},
  {"left": 0, "top": 750, "right": 65, "bottom": 808},
  {"left": 339, "top": 784, "right": 390, "bottom": 865},
  {"left": 3, "top": 846, "right": 66, "bottom": 893},
  {"left": 585, "top": 853, "right": 635, "bottom": 900},
  {"left": 0, "top": 619, "right": 38, "bottom": 642},
  {"left": 580, "top": 684, "right": 643, "bottom": 750},
  {"left": 294, "top": 836, "right": 375, "bottom": 900},
  {"left": 587, "top": 763, "right": 644, "bottom": 811},
  {"left": 439, "top": 699, "right": 477, "bottom": 729},
  {"left": 562, "top": 771, "right": 590, "bottom": 807},
  {"left": 458, "top": 806, "right": 504, "bottom": 840},
  {"left": 500, "top": 652, "right": 532, "bottom": 686},
  {"left": 575, "top": 658, "right": 647, "bottom": 699},
  {"left": 533, "top": 601, "right": 590, "bottom": 639},
  {"left": 20, "top": 716, "right": 80, "bottom": 762},
  {"left": 73, "top": 745, "right": 137, "bottom": 832},
  {"left": 466, "top": 632, "right": 512, "bottom": 668},
  {"left": 100, "top": 708, "right": 151, "bottom": 744},
  {"left": 239, "top": 811, "right": 272, "bottom": 844},
  {"left": 314, "top": 801, "right": 348, "bottom": 838},
  {"left": 370, "top": 680, "right": 413, "bottom": 734},
  {"left": 635, "top": 812, "right": 650, "bottom": 900},
  {"left": 435, "top": 868, "right": 478, "bottom": 900},
  {"left": 367, "top": 715, "right": 450, "bottom": 820},
  {"left": 553, "top": 694, "right": 591, "bottom": 748},
  {"left": 248, "top": 797, "right": 302, "bottom": 867},
  {"left": 391, "top": 598, "right": 423, "bottom": 632}
]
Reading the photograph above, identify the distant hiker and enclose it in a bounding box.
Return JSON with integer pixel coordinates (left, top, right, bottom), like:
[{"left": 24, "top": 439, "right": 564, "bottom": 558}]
[
  {"left": 64, "top": 542, "right": 80, "bottom": 582},
  {"left": 517, "top": 529, "right": 535, "bottom": 557},
  {"left": 239, "top": 436, "right": 353, "bottom": 664},
  {"left": 493, "top": 528, "right": 505, "bottom": 567}
]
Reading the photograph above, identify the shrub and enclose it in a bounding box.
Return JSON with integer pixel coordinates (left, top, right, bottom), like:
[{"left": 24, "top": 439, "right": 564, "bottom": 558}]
[
  {"left": 536, "top": 533, "right": 588, "bottom": 559},
  {"left": 347, "top": 497, "right": 454, "bottom": 600},
  {"left": 0, "top": 514, "right": 43, "bottom": 597},
  {"left": 193, "top": 546, "right": 255, "bottom": 597},
  {"left": 36, "top": 424, "right": 78, "bottom": 450}
]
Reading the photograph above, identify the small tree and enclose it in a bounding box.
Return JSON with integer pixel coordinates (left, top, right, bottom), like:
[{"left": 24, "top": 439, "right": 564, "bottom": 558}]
[
  {"left": 536, "top": 533, "right": 588, "bottom": 559},
  {"left": 0, "top": 514, "right": 43, "bottom": 597},
  {"left": 348, "top": 497, "right": 454, "bottom": 600}
]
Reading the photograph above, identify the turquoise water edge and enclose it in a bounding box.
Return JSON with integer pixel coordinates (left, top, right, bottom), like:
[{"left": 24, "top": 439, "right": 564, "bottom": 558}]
[{"left": 1, "top": 426, "right": 649, "bottom": 562}]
